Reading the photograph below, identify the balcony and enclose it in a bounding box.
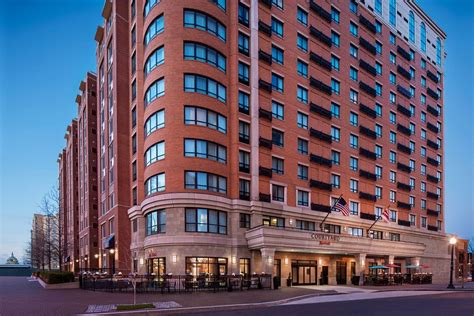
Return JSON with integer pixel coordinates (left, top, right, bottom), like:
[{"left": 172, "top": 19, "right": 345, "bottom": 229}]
[
  {"left": 239, "top": 192, "right": 250, "bottom": 201},
  {"left": 397, "top": 65, "right": 412, "bottom": 80},
  {"left": 259, "top": 137, "right": 272, "bottom": 149},
  {"left": 259, "top": 166, "right": 272, "bottom": 178},
  {"left": 310, "top": 77, "right": 332, "bottom": 95},
  {"left": 427, "top": 87, "right": 439, "bottom": 100},
  {"left": 239, "top": 106, "right": 249, "bottom": 115},
  {"left": 259, "top": 108, "right": 272, "bottom": 121},
  {"left": 397, "top": 123, "right": 412, "bottom": 136},
  {"left": 427, "top": 225, "right": 439, "bottom": 232},
  {"left": 397, "top": 201, "right": 412, "bottom": 210},
  {"left": 427, "top": 70, "right": 439, "bottom": 83},
  {"left": 360, "top": 103, "right": 377, "bottom": 119},
  {"left": 427, "top": 192, "right": 439, "bottom": 200},
  {"left": 427, "top": 209, "right": 439, "bottom": 217},
  {"left": 239, "top": 133, "right": 250, "bottom": 144},
  {"left": 310, "top": 179, "right": 332, "bottom": 191},
  {"left": 259, "top": 193, "right": 271, "bottom": 202},
  {"left": 397, "top": 143, "right": 412, "bottom": 155},
  {"left": 359, "top": 15, "right": 376, "bottom": 34},
  {"left": 397, "top": 162, "right": 412, "bottom": 174},
  {"left": 359, "top": 125, "right": 377, "bottom": 139},
  {"left": 427, "top": 174, "right": 439, "bottom": 183},
  {"left": 359, "top": 169, "right": 377, "bottom": 181},
  {"left": 359, "top": 81, "right": 377, "bottom": 97},
  {"left": 397, "top": 45, "right": 411, "bottom": 61},
  {"left": 427, "top": 105, "right": 439, "bottom": 117},
  {"left": 258, "top": 20, "right": 272, "bottom": 37},
  {"left": 310, "top": 102, "right": 332, "bottom": 120},
  {"left": 360, "top": 212, "right": 377, "bottom": 221},
  {"left": 310, "top": 128, "right": 332, "bottom": 144},
  {"left": 398, "top": 219, "right": 411, "bottom": 227},
  {"left": 359, "top": 59, "right": 377, "bottom": 77},
  {"left": 427, "top": 122, "right": 439, "bottom": 133},
  {"left": 258, "top": 49, "right": 272, "bottom": 65},
  {"left": 427, "top": 139, "right": 439, "bottom": 150},
  {"left": 359, "top": 147, "right": 377, "bottom": 160},
  {"left": 259, "top": 0, "right": 272, "bottom": 8},
  {"left": 309, "top": 26, "right": 332, "bottom": 47},
  {"left": 239, "top": 163, "right": 250, "bottom": 173},
  {"left": 259, "top": 79, "right": 272, "bottom": 93},
  {"left": 310, "top": 52, "right": 332, "bottom": 71},
  {"left": 311, "top": 203, "right": 332, "bottom": 213},
  {"left": 309, "top": 0, "right": 332, "bottom": 23},
  {"left": 359, "top": 192, "right": 377, "bottom": 202},
  {"left": 427, "top": 157, "right": 439, "bottom": 167},
  {"left": 397, "top": 85, "right": 412, "bottom": 99},
  {"left": 359, "top": 37, "right": 376, "bottom": 55},
  {"left": 397, "top": 103, "right": 412, "bottom": 117},
  {"left": 397, "top": 182, "right": 412, "bottom": 192},
  {"left": 310, "top": 153, "right": 332, "bottom": 167}
]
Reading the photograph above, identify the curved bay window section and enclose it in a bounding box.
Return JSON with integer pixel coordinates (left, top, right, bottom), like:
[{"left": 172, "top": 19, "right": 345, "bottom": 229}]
[
  {"left": 183, "top": 9, "right": 226, "bottom": 42},
  {"left": 145, "top": 173, "right": 165, "bottom": 196},
  {"left": 145, "top": 109, "right": 165, "bottom": 137},
  {"left": 145, "top": 209, "right": 166, "bottom": 236},
  {"left": 144, "top": 141, "right": 165, "bottom": 166},
  {"left": 144, "top": 77, "right": 165, "bottom": 107},
  {"left": 185, "top": 208, "right": 227, "bottom": 234},
  {"left": 144, "top": 0, "right": 160, "bottom": 18},
  {"left": 144, "top": 46, "right": 164, "bottom": 77},
  {"left": 144, "top": 14, "right": 164, "bottom": 46},
  {"left": 184, "top": 42, "right": 226, "bottom": 72},
  {"left": 185, "top": 171, "right": 227, "bottom": 194},
  {"left": 184, "top": 139, "right": 226, "bottom": 164},
  {"left": 184, "top": 106, "right": 226, "bottom": 133},
  {"left": 184, "top": 74, "right": 226, "bottom": 103}
]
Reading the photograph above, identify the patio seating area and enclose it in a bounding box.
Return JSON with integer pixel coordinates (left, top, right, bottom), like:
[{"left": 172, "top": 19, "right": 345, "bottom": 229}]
[{"left": 363, "top": 273, "right": 433, "bottom": 285}]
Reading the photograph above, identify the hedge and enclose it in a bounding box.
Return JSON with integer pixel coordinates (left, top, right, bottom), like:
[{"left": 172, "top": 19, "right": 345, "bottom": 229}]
[{"left": 38, "top": 271, "right": 75, "bottom": 284}]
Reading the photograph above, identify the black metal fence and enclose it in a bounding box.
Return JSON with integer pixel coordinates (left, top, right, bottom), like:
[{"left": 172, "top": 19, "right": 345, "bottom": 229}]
[
  {"left": 80, "top": 273, "right": 273, "bottom": 293},
  {"left": 363, "top": 273, "right": 433, "bottom": 285}
]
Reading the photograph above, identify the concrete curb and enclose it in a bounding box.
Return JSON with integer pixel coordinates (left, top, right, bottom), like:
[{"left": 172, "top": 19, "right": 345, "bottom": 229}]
[
  {"left": 77, "top": 291, "right": 339, "bottom": 315},
  {"left": 37, "top": 277, "right": 80, "bottom": 290}
]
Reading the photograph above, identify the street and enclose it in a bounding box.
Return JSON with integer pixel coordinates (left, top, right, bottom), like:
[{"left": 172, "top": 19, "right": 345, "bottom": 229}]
[{"left": 187, "top": 292, "right": 474, "bottom": 316}]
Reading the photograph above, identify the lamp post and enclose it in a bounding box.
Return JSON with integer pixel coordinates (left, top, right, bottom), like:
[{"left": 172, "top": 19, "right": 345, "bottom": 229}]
[
  {"left": 447, "top": 237, "right": 457, "bottom": 289},
  {"left": 109, "top": 249, "right": 116, "bottom": 275}
]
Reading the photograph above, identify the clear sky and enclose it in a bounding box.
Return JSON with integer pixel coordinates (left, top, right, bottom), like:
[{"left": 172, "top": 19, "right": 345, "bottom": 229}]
[{"left": 0, "top": 0, "right": 473, "bottom": 263}]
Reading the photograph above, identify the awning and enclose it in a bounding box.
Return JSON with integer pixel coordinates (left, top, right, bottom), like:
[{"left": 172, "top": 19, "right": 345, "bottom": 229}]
[
  {"left": 369, "top": 265, "right": 388, "bottom": 269},
  {"left": 103, "top": 234, "right": 115, "bottom": 249},
  {"left": 385, "top": 264, "right": 400, "bottom": 268}
]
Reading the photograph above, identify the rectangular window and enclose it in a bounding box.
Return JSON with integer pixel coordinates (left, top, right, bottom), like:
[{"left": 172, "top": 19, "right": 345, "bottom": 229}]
[
  {"left": 350, "top": 156, "right": 358, "bottom": 171},
  {"left": 238, "top": 3, "right": 249, "bottom": 26},
  {"left": 185, "top": 208, "right": 227, "bottom": 234},
  {"left": 271, "top": 184, "right": 285, "bottom": 202},
  {"left": 297, "top": 7, "right": 308, "bottom": 26},
  {"left": 350, "top": 179, "right": 358, "bottom": 193},
  {"left": 390, "top": 210, "right": 397, "bottom": 222},
  {"left": 350, "top": 67, "right": 358, "bottom": 81},
  {"left": 332, "top": 150, "right": 340, "bottom": 165},
  {"left": 297, "top": 112, "right": 308, "bottom": 129},
  {"left": 297, "top": 190, "right": 309, "bottom": 207},
  {"left": 146, "top": 209, "right": 166, "bottom": 235},
  {"left": 350, "top": 134, "right": 358, "bottom": 149},
  {"left": 331, "top": 79, "right": 340, "bottom": 95},
  {"left": 331, "top": 103, "right": 340, "bottom": 118},
  {"left": 331, "top": 31, "right": 340, "bottom": 47},
  {"left": 272, "top": 101, "right": 284, "bottom": 120},
  {"left": 238, "top": 91, "right": 250, "bottom": 114},
  {"left": 331, "top": 126, "right": 340, "bottom": 142},
  {"left": 272, "top": 129, "right": 284, "bottom": 147},
  {"left": 272, "top": 156, "right": 284, "bottom": 175},
  {"left": 238, "top": 62, "right": 249, "bottom": 85},
  {"left": 348, "top": 227, "right": 363, "bottom": 237},
  {"left": 239, "top": 179, "right": 250, "bottom": 199},
  {"left": 297, "top": 33, "right": 308, "bottom": 52},
  {"left": 238, "top": 32, "right": 249, "bottom": 55},
  {"left": 297, "top": 138, "right": 308, "bottom": 155},
  {"left": 271, "top": 17, "right": 283, "bottom": 37},
  {"left": 271, "top": 73, "right": 284, "bottom": 92},
  {"left": 296, "top": 219, "right": 315, "bottom": 231},
  {"left": 331, "top": 174, "right": 340, "bottom": 188},
  {"left": 298, "top": 164, "right": 308, "bottom": 180},
  {"left": 297, "top": 60, "right": 308, "bottom": 78},
  {"left": 297, "top": 86, "right": 308, "bottom": 103},
  {"left": 263, "top": 216, "right": 284, "bottom": 227},
  {"left": 350, "top": 112, "right": 358, "bottom": 126},
  {"left": 331, "top": 55, "right": 340, "bottom": 71},
  {"left": 184, "top": 171, "right": 227, "bottom": 193},
  {"left": 350, "top": 22, "right": 358, "bottom": 36},
  {"left": 271, "top": 45, "right": 284, "bottom": 64},
  {"left": 239, "top": 213, "right": 250, "bottom": 229},
  {"left": 331, "top": 7, "right": 340, "bottom": 23},
  {"left": 350, "top": 44, "right": 358, "bottom": 58}
]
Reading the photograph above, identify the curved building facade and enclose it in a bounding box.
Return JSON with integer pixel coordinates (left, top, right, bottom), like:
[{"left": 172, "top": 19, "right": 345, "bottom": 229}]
[{"left": 124, "top": 0, "right": 452, "bottom": 285}]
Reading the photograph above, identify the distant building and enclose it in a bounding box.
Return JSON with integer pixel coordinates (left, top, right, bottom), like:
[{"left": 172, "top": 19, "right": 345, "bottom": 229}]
[
  {"left": 31, "top": 213, "right": 59, "bottom": 270},
  {"left": 5, "top": 252, "right": 19, "bottom": 265},
  {"left": 0, "top": 252, "right": 31, "bottom": 276}
]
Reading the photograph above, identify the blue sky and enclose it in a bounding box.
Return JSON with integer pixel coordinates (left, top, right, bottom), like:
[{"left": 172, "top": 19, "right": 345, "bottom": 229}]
[{"left": 0, "top": 0, "right": 472, "bottom": 263}]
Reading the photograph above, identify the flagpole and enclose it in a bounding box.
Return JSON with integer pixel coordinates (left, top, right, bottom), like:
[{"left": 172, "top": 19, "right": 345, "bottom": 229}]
[
  {"left": 320, "top": 194, "right": 342, "bottom": 230},
  {"left": 366, "top": 204, "right": 390, "bottom": 236}
]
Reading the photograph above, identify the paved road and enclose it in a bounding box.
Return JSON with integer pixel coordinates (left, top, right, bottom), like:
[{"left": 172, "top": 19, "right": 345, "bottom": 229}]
[{"left": 187, "top": 292, "right": 474, "bottom": 316}]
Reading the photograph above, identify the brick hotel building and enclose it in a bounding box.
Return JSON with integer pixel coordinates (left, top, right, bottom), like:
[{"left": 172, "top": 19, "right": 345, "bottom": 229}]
[{"left": 59, "top": 0, "right": 456, "bottom": 285}]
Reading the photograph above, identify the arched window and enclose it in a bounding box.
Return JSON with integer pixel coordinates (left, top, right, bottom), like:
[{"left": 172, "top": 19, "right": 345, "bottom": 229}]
[
  {"left": 144, "top": 15, "right": 164, "bottom": 46},
  {"left": 420, "top": 22, "right": 426, "bottom": 52},
  {"left": 144, "top": 78, "right": 165, "bottom": 106},
  {"left": 143, "top": 0, "right": 160, "bottom": 18},
  {"left": 409, "top": 11, "right": 415, "bottom": 43},
  {"left": 436, "top": 38, "right": 442, "bottom": 65}
]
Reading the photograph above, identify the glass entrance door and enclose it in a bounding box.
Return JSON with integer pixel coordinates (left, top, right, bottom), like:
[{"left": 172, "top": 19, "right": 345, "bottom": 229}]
[
  {"left": 336, "top": 261, "right": 347, "bottom": 285},
  {"left": 291, "top": 260, "right": 317, "bottom": 285}
]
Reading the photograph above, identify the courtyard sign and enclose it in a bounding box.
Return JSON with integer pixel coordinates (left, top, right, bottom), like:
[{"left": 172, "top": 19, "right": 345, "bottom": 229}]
[{"left": 310, "top": 233, "right": 340, "bottom": 243}]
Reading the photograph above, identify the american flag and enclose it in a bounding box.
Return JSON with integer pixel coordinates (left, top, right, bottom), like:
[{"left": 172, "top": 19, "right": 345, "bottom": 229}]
[
  {"left": 333, "top": 197, "right": 350, "bottom": 216},
  {"left": 382, "top": 207, "right": 390, "bottom": 222}
]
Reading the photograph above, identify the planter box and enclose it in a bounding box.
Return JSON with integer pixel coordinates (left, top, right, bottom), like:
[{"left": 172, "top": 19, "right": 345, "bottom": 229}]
[{"left": 37, "top": 277, "right": 79, "bottom": 289}]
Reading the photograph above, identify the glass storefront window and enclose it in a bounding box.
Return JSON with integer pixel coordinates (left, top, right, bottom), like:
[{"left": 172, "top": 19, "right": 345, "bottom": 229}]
[
  {"left": 185, "top": 257, "right": 227, "bottom": 276},
  {"left": 147, "top": 257, "right": 166, "bottom": 280}
]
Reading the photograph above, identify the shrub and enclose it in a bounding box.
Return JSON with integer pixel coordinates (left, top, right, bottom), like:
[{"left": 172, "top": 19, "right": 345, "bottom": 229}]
[
  {"left": 116, "top": 304, "right": 155, "bottom": 311},
  {"left": 39, "top": 271, "right": 75, "bottom": 284}
]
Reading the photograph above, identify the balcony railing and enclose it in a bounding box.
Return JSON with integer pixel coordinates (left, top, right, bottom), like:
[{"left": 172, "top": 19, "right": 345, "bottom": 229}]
[
  {"left": 397, "top": 182, "right": 412, "bottom": 192},
  {"left": 397, "top": 45, "right": 412, "bottom": 61},
  {"left": 311, "top": 203, "right": 332, "bottom": 213},
  {"left": 259, "top": 137, "right": 273, "bottom": 149},
  {"left": 397, "top": 103, "right": 412, "bottom": 117},
  {"left": 427, "top": 209, "right": 439, "bottom": 217},
  {"left": 259, "top": 108, "right": 272, "bottom": 121},
  {"left": 309, "top": 0, "right": 332, "bottom": 23},
  {"left": 310, "top": 51, "right": 332, "bottom": 71},
  {"left": 260, "top": 0, "right": 272, "bottom": 8},
  {"left": 397, "top": 65, "right": 412, "bottom": 80},
  {"left": 397, "top": 123, "right": 412, "bottom": 136},
  {"left": 310, "top": 153, "right": 332, "bottom": 167},
  {"left": 427, "top": 87, "right": 439, "bottom": 100},
  {"left": 309, "top": 179, "right": 332, "bottom": 191},
  {"left": 359, "top": 59, "right": 377, "bottom": 77},
  {"left": 310, "top": 128, "right": 332, "bottom": 144},
  {"left": 427, "top": 70, "right": 439, "bottom": 83},
  {"left": 259, "top": 79, "right": 272, "bottom": 93},
  {"left": 427, "top": 105, "right": 439, "bottom": 117},
  {"left": 397, "top": 162, "right": 412, "bottom": 174},
  {"left": 397, "top": 202, "right": 411, "bottom": 210},
  {"left": 359, "top": 81, "right": 377, "bottom": 97},
  {"left": 427, "top": 139, "right": 439, "bottom": 150},
  {"left": 259, "top": 166, "right": 272, "bottom": 177},
  {"left": 359, "top": 15, "right": 376, "bottom": 34},
  {"left": 397, "top": 85, "right": 412, "bottom": 99},
  {"left": 427, "top": 225, "right": 439, "bottom": 232},
  {"left": 398, "top": 219, "right": 411, "bottom": 227},
  {"left": 359, "top": 169, "right": 377, "bottom": 181},
  {"left": 309, "top": 26, "right": 332, "bottom": 47},
  {"left": 359, "top": 192, "right": 377, "bottom": 202},
  {"left": 310, "top": 77, "right": 332, "bottom": 95},
  {"left": 359, "top": 147, "right": 377, "bottom": 160},
  {"left": 427, "top": 192, "right": 439, "bottom": 200},
  {"left": 258, "top": 20, "right": 272, "bottom": 37},
  {"left": 397, "top": 143, "right": 412, "bottom": 155},
  {"left": 359, "top": 37, "right": 376, "bottom": 55},
  {"left": 259, "top": 193, "right": 271, "bottom": 202},
  {"left": 258, "top": 50, "right": 272, "bottom": 65},
  {"left": 360, "top": 212, "right": 377, "bottom": 221},
  {"left": 360, "top": 103, "right": 377, "bottom": 119},
  {"left": 427, "top": 157, "right": 439, "bottom": 167},
  {"left": 427, "top": 122, "right": 439, "bottom": 133},
  {"left": 359, "top": 125, "right": 377, "bottom": 139},
  {"left": 310, "top": 102, "right": 332, "bottom": 119}
]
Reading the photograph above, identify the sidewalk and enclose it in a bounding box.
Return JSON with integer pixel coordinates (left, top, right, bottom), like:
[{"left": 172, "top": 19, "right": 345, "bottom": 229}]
[{"left": 360, "top": 281, "right": 474, "bottom": 292}]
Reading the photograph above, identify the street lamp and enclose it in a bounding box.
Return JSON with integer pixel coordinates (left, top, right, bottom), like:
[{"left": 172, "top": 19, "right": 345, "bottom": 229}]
[
  {"left": 447, "top": 237, "right": 457, "bottom": 289},
  {"left": 109, "top": 249, "right": 116, "bottom": 275}
]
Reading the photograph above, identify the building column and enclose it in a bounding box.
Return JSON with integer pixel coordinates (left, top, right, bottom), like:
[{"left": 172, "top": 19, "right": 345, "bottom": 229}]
[
  {"left": 260, "top": 248, "right": 275, "bottom": 275},
  {"left": 388, "top": 255, "right": 395, "bottom": 275},
  {"left": 354, "top": 253, "right": 367, "bottom": 285},
  {"left": 328, "top": 256, "right": 337, "bottom": 285}
]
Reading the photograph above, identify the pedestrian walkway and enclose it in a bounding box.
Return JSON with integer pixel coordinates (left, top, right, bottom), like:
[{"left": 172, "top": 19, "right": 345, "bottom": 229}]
[{"left": 294, "top": 285, "right": 377, "bottom": 294}]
